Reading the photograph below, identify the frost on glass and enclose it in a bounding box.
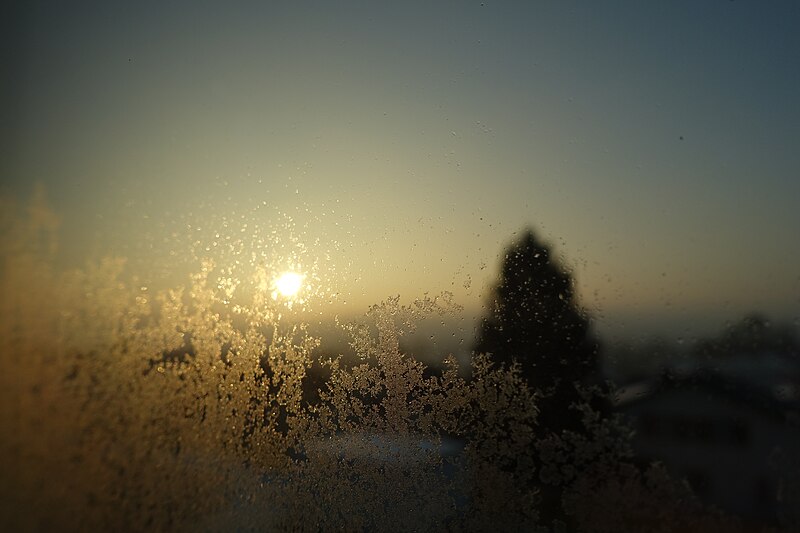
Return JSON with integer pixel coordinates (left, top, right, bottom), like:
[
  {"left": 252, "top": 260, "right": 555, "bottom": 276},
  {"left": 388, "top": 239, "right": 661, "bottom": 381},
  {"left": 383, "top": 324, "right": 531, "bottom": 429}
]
[{"left": 0, "top": 192, "right": 775, "bottom": 531}]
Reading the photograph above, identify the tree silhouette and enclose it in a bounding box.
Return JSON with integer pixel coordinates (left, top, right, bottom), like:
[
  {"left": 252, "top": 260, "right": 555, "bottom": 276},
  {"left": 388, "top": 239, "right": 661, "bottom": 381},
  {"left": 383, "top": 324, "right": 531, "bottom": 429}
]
[
  {"left": 475, "top": 229, "right": 600, "bottom": 398},
  {"left": 693, "top": 313, "right": 800, "bottom": 359},
  {"left": 474, "top": 229, "right": 603, "bottom": 525}
]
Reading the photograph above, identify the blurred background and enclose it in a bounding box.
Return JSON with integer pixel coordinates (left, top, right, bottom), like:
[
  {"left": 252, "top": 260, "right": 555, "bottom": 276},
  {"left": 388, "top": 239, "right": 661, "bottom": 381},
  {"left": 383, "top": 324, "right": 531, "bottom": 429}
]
[{"left": 4, "top": 1, "right": 799, "bottom": 345}]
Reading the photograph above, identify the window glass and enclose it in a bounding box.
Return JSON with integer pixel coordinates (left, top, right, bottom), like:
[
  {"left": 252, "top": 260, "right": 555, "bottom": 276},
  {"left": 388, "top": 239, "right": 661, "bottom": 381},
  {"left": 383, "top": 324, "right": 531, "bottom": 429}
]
[{"left": 2, "top": 2, "right": 799, "bottom": 530}]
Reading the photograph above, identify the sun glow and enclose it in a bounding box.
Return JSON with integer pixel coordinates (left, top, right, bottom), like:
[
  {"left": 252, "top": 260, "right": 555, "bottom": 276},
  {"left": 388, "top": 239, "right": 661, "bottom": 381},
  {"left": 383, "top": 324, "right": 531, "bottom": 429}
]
[{"left": 274, "top": 271, "right": 303, "bottom": 298}]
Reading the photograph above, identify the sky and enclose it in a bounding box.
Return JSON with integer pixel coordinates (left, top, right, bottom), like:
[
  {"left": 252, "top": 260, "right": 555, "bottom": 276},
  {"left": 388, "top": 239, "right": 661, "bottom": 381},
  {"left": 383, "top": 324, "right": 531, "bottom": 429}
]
[{"left": 3, "top": 0, "right": 800, "bottom": 344}]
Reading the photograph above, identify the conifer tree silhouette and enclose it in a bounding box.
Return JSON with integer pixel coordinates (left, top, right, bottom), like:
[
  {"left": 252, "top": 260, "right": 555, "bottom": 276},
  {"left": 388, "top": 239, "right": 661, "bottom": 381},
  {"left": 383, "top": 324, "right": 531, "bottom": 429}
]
[
  {"left": 475, "top": 229, "right": 599, "bottom": 400},
  {"left": 474, "top": 229, "right": 602, "bottom": 525}
]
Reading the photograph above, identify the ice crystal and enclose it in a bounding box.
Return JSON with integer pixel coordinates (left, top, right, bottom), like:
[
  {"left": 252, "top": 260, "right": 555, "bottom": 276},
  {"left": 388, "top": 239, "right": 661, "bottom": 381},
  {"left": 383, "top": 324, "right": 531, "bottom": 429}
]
[{"left": 0, "top": 193, "right": 750, "bottom": 532}]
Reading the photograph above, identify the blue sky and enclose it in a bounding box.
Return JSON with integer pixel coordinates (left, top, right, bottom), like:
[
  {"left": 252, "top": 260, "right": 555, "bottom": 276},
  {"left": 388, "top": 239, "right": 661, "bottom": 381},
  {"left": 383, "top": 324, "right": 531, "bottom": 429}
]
[{"left": 3, "top": 0, "right": 799, "bottom": 339}]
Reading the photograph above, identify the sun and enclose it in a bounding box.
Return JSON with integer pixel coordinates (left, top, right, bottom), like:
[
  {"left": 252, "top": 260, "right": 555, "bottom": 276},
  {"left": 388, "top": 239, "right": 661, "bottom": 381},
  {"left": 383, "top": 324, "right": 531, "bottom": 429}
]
[{"left": 274, "top": 271, "right": 303, "bottom": 298}]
